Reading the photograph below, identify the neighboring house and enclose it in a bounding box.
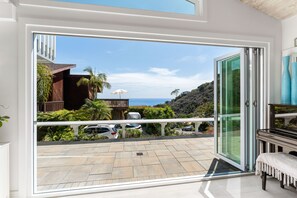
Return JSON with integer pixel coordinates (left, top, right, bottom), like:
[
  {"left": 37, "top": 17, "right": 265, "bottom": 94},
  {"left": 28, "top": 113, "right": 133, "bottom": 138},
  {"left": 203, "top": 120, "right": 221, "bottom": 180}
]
[
  {"left": 36, "top": 35, "right": 91, "bottom": 111},
  {"left": 36, "top": 35, "right": 129, "bottom": 115},
  {"left": 100, "top": 99, "right": 129, "bottom": 120},
  {"left": 44, "top": 63, "right": 91, "bottom": 111}
]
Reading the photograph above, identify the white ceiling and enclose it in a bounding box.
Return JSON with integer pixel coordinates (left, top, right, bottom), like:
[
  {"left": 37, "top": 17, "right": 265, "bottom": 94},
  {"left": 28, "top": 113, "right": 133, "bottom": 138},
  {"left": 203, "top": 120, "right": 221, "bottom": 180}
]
[{"left": 241, "top": 0, "right": 297, "bottom": 20}]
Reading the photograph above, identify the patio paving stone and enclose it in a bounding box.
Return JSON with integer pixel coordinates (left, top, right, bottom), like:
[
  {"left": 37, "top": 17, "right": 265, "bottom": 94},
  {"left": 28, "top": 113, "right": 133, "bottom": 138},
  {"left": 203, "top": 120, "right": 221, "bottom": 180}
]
[
  {"left": 158, "top": 156, "right": 179, "bottom": 164},
  {"left": 180, "top": 161, "right": 205, "bottom": 172},
  {"left": 141, "top": 157, "right": 161, "bottom": 165},
  {"left": 86, "top": 156, "right": 115, "bottom": 164},
  {"left": 88, "top": 173, "right": 112, "bottom": 181},
  {"left": 112, "top": 167, "right": 134, "bottom": 179},
  {"left": 161, "top": 162, "right": 186, "bottom": 174},
  {"left": 134, "top": 165, "right": 166, "bottom": 177},
  {"left": 155, "top": 150, "right": 173, "bottom": 156},
  {"left": 63, "top": 165, "right": 93, "bottom": 183},
  {"left": 36, "top": 137, "right": 235, "bottom": 192},
  {"left": 90, "top": 164, "right": 113, "bottom": 174},
  {"left": 176, "top": 157, "right": 195, "bottom": 162},
  {"left": 172, "top": 151, "right": 191, "bottom": 158},
  {"left": 114, "top": 158, "right": 142, "bottom": 167}
]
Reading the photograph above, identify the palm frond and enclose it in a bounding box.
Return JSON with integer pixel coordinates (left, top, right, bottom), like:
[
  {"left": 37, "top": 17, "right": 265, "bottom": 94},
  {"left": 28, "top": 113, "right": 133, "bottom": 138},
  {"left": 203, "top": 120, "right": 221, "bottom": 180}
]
[
  {"left": 83, "top": 66, "right": 94, "bottom": 76},
  {"left": 76, "top": 77, "right": 89, "bottom": 87}
]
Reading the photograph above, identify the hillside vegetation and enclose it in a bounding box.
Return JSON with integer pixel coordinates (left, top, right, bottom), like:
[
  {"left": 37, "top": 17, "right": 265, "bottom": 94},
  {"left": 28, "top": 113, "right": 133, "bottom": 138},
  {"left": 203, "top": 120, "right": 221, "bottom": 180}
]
[{"left": 167, "top": 81, "right": 214, "bottom": 117}]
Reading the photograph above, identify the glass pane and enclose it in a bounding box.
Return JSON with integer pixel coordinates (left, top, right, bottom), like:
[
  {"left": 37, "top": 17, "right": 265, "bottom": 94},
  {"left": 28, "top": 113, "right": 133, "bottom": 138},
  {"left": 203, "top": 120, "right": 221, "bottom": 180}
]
[
  {"left": 217, "top": 55, "right": 241, "bottom": 164},
  {"left": 51, "top": 0, "right": 196, "bottom": 15}
]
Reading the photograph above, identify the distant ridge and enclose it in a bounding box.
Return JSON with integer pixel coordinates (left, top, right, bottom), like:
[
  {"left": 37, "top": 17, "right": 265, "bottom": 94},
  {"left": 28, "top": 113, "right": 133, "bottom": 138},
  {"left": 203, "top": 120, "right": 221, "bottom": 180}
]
[{"left": 167, "top": 81, "right": 214, "bottom": 115}]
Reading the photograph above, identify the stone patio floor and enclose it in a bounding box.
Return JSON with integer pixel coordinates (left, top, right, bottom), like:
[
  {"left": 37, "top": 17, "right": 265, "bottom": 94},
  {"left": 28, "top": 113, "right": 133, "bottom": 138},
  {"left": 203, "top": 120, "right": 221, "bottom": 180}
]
[{"left": 37, "top": 137, "right": 218, "bottom": 192}]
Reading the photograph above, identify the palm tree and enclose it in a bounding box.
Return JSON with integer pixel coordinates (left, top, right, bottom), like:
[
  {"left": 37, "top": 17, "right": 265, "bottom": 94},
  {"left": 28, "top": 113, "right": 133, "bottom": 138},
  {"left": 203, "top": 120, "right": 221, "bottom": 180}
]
[
  {"left": 171, "top": 89, "right": 180, "bottom": 98},
  {"left": 37, "top": 64, "right": 53, "bottom": 110},
  {"left": 80, "top": 99, "right": 112, "bottom": 120},
  {"left": 77, "top": 67, "right": 111, "bottom": 100}
]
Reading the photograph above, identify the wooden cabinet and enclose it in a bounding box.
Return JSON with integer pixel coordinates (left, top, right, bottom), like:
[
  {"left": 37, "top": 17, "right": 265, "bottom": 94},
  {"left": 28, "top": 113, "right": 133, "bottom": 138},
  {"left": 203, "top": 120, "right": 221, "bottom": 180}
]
[{"left": 0, "top": 143, "right": 9, "bottom": 198}]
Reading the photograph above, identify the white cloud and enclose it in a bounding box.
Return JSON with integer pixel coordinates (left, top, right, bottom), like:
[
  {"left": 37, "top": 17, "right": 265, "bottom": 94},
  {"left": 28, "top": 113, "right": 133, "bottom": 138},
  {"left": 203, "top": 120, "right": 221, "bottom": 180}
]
[
  {"left": 101, "top": 71, "right": 213, "bottom": 98},
  {"left": 149, "top": 67, "right": 179, "bottom": 76}
]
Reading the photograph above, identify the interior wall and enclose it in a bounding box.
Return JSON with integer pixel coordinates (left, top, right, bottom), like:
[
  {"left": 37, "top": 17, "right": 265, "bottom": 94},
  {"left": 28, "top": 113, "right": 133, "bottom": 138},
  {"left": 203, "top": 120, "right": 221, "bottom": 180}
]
[
  {"left": 282, "top": 15, "right": 297, "bottom": 49},
  {"left": 0, "top": 0, "right": 282, "bottom": 196},
  {"left": 0, "top": 21, "right": 18, "bottom": 191},
  {"left": 17, "top": 0, "right": 283, "bottom": 103}
]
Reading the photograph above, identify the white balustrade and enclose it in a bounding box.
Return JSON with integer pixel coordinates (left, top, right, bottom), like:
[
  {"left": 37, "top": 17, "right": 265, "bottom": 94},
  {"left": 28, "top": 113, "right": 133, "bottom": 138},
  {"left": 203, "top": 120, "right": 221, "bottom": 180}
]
[
  {"left": 36, "top": 118, "right": 214, "bottom": 138},
  {"left": 160, "top": 123, "right": 167, "bottom": 136}
]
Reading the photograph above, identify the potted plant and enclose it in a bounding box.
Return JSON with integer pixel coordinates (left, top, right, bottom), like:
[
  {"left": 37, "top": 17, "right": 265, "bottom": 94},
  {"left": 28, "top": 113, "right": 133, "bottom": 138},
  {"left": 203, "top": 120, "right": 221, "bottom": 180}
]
[
  {"left": 0, "top": 115, "right": 9, "bottom": 128},
  {"left": 0, "top": 105, "right": 9, "bottom": 128}
]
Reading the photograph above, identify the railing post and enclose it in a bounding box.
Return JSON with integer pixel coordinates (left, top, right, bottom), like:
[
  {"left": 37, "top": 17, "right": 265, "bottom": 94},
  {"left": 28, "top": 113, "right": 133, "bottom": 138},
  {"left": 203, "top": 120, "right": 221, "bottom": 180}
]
[
  {"left": 71, "top": 125, "right": 79, "bottom": 136},
  {"left": 121, "top": 124, "right": 126, "bottom": 138},
  {"left": 195, "top": 122, "right": 201, "bottom": 133},
  {"left": 284, "top": 118, "right": 290, "bottom": 125},
  {"left": 161, "top": 123, "right": 167, "bottom": 136}
]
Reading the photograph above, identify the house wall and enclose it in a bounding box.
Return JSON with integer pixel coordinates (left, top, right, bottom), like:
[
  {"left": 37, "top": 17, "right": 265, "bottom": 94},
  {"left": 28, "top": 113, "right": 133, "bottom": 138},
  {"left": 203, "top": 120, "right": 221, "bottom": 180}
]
[
  {"left": 0, "top": 0, "right": 283, "bottom": 196},
  {"left": 64, "top": 72, "right": 90, "bottom": 110},
  {"left": 282, "top": 15, "right": 297, "bottom": 49},
  {"left": 51, "top": 72, "right": 64, "bottom": 102}
]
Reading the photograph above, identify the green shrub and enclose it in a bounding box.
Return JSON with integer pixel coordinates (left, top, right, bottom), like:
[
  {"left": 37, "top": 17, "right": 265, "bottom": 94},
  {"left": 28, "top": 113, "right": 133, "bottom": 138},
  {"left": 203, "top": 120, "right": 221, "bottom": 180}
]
[
  {"left": 143, "top": 105, "right": 175, "bottom": 119},
  {"left": 194, "top": 102, "right": 214, "bottom": 118},
  {"left": 37, "top": 109, "right": 90, "bottom": 141},
  {"left": 37, "top": 109, "right": 89, "bottom": 122},
  {"left": 143, "top": 106, "right": 175, "bottom": 135},
  {"left": 198, "top": 122, "right": 210, "bottom": 132},
  {"left": 78, "top": 130, "right": 109, "bottom": 141},
  {"left": 80, "top": 99, "right": 112, "bottom": 120},
  {"left": 165, "top": 129, "right": 179, "bottom": 136},
  {"left": 37, "top": 64, "right": 53, "bottom": 106},
  {"left": 118, "top": 129, "right": 142, "bottom": 138},
  {"left": 125, "top": 106, "right": 147, "bottom": 118},
  {"left": 42, "top": 126, "right": 75, "bottom": 141}
]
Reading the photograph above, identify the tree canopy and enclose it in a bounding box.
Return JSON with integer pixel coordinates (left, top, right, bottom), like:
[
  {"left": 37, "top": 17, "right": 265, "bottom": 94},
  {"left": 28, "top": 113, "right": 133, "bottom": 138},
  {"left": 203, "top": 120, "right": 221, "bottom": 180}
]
[
  {"left": 171, "top": 89, "right": 180, "bottom": 98},
  {"left": 80, "top": 99, "right": 112, "bottom": 120},
  {"left": 37, "top": 64, "right": 53, "bottom": 104},
  {"left": 77, "top": 67, "right": 111, "bottom": 100}
]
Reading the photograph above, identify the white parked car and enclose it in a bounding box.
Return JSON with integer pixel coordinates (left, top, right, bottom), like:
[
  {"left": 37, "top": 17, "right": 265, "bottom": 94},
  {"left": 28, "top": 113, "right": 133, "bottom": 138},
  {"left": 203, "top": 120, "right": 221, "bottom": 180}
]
[
  {"left": 125, "top": 112, "right": 142, "bottom": 132},
  {"left": 127, "top": 112, "right": 141, "bottom": 119},
  {"left": 83, "top": 124, "right": 119, "bottom": 139}
]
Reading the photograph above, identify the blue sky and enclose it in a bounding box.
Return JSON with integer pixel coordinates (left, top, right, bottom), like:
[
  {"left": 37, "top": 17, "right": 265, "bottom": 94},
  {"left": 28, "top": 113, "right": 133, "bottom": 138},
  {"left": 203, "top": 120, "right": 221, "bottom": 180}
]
[
  {"left": 54, "top": 0, "right": 195, "bottom": 15},
  {"left": 55, "top": 36, "right": 239, "bottom": 99}
]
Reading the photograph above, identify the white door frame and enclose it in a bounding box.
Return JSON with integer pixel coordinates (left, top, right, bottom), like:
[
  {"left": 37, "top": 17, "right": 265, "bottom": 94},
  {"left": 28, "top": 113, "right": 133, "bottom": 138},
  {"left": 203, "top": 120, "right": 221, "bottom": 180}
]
[
  {"left": 214, "top": 50, "right": 247, "bottom": 171},
  {"left": 17, "top": 18, "right": 271, "bottom": 197}
]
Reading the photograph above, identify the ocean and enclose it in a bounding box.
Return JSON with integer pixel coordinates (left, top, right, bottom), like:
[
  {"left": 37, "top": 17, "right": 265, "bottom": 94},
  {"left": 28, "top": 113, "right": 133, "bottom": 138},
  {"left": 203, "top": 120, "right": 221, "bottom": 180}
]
[{"left": 129, "top": 98, "right": 171, "bottom": 106}]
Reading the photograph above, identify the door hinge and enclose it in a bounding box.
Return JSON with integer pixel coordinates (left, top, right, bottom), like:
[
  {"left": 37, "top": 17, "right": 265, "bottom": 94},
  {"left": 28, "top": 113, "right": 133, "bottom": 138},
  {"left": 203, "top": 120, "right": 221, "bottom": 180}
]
[
  {"left": 245, "top": 100, "right": 250, "bottom": 107},
  {"left": 245, "top": 164, "right": 250, "bottom": 172},
  {"left": 253, "top": 100, "right": 257, "bottom": 107},
  {"left": 245, "top": 48, "right": 249, "bottom": 55}
]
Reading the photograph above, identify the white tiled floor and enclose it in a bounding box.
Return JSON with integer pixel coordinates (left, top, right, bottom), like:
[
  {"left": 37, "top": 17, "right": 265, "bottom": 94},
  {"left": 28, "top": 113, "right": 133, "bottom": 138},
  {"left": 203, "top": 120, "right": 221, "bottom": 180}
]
[{"left": 61, "top": 175, "right": 297, "bottom": 198}]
